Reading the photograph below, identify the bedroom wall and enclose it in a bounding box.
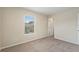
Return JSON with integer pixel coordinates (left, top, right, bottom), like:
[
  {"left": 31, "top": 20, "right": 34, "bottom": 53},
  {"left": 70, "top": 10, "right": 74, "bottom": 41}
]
[
  {"left": 0, "top": 8, "right": 2, "bottom": 50},
  {"left": 53, "top": 8, "right": 79, "bottom": 44},
  {"left": 1, "top": 7, "right": 48, "bottom": 49},
  {"left": 0, "top": 8, "right": 1, "bottom": 50}
]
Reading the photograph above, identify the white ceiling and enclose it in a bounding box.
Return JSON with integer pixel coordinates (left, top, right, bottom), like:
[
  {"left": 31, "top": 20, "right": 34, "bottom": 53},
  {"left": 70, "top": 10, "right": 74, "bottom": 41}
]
[{"left": 24, "top": 7, "right": 73, "bottom": 16}]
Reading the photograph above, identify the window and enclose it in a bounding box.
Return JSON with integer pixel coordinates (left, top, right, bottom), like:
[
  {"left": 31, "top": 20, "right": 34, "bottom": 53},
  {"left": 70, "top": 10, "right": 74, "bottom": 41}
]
[{"left": 24, "top": 16, "right": 34, "bottom": 34}]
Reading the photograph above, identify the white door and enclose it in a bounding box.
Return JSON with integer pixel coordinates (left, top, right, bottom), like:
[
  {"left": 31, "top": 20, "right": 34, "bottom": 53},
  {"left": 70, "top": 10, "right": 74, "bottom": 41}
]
[
  {"left": 48, "top": 17, "right": 54, "bottom": 36},
  {"left": 77, "top": 14, "right": 79, "bottom": 43}
]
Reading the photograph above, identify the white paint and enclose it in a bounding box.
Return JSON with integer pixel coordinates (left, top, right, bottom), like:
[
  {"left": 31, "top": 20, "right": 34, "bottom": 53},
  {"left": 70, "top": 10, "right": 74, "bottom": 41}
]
[
  {"left": 76, "top": 14, "right": 79, "bottom": 31},
  {"left": 76, "top": 13, "right": 79, "bottom": 43},
  {"left": 25, "top": 7, "right": 72, "bottom": 15},
  {"left": 53, "top": 8, "right": 79, "bottom": 45},
  {"left": 0, "top": 8, "right": 2, "bottom": 50},
  {"left": 77, "top": 14, "right": 79, "bottom": 26},
  {"left": 1, "top": 8, "right": 48, "bottom": 49}
]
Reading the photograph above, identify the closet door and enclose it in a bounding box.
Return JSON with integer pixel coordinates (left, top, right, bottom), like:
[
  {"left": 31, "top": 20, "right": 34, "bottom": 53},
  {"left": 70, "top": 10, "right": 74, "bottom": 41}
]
[{"left": 77, "top": 14, "right": 79, "bottom": 43}]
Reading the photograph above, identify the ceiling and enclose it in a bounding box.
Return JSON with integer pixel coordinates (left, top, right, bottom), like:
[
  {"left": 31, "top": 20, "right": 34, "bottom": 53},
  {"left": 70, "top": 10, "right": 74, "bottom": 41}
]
[{"left": 24, "top": 7, "right": 73, "bottom": 16}]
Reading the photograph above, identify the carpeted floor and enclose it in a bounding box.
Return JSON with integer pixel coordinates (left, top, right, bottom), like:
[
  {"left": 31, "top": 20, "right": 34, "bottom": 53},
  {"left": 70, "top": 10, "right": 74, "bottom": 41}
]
[{"left": 1, "top": 36, "right": 79, "bottom": 52}]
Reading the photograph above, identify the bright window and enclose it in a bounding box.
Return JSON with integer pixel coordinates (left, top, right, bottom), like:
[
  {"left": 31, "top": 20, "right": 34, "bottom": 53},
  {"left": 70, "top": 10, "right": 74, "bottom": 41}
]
[{"left": 24, "top": 16, "right": 34, "bottom": 34}]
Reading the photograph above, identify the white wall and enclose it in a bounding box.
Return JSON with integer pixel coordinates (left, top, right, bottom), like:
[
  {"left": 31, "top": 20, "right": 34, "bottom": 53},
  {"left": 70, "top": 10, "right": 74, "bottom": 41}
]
[
  {"left": 53, "top": 8, "right": 79, "bottom": 44},
  {"left": 0, "top": 8, "right": 2, "bottom": 50},
  {"left": 1, "top": 8, "right": 48, "bottom": 49}
]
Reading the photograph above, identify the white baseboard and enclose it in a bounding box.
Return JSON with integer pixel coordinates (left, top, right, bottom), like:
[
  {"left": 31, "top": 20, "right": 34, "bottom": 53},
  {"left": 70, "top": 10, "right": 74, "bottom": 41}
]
[
  {"left": 1, "top": 35, "right": 49, "bottom": 50},
  {"left": 1, "top": 40, "right": 30, "bottom": 50},
  {"left": 1, "top": 36, "right": 78, "bottom": 51},
  {"left": 56, "top": 38, "right": 79, "bottom": 45}
]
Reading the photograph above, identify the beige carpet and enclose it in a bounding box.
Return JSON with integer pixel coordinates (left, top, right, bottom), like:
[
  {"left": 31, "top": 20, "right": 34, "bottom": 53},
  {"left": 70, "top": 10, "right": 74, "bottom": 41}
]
[{"left": 1, "top": 37, "right": 79, "bottom": 52}]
